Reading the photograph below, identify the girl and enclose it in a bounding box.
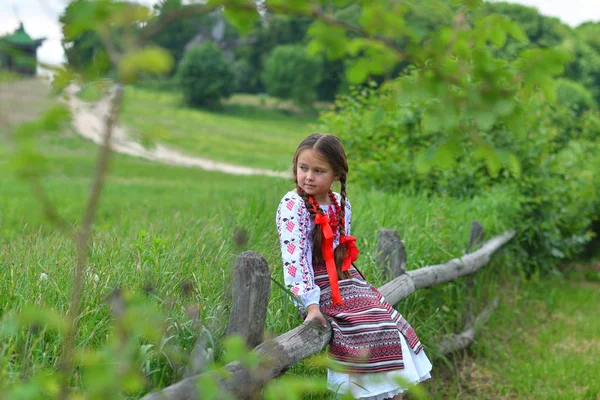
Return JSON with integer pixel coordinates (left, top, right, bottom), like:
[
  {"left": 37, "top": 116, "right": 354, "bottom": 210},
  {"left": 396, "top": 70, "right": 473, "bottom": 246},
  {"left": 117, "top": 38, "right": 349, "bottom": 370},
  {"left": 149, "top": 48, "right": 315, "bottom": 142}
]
[{"left": 276, "top": 133, "right": 432, "bottom": 400}]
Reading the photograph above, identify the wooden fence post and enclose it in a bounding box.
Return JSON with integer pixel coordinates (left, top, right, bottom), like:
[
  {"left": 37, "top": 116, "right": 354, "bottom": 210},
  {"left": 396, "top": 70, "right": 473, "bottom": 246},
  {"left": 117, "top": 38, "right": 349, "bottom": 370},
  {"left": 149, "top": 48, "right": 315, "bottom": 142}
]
[
  {"left": 377, "top": 228, "right": 406, "bottom": 279},
  {"left": 141, "top": 230, "right": 516, "bottom": 400},
  {"left": 226, "top": 251, "right": 271, "bottom": 348},
  {"left": 463, "top": 221, "right": 485, "bottom": 328}
]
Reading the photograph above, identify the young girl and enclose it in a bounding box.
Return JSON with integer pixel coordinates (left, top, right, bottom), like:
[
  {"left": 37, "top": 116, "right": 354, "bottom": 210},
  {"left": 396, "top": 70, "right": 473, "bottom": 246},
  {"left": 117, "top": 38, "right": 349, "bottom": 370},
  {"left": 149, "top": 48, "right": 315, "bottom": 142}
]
[{"left": 276, "top": 133, "right": 432, "bottom": 400}]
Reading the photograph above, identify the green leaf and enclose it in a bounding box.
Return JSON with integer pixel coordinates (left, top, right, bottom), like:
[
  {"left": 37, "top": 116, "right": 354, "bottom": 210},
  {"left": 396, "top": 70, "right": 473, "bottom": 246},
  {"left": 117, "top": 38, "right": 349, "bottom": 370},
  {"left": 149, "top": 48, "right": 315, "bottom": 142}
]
[
  {"left": 39, "top": 105, "right": 72, "bottom": 132},
  {"left": 474, "top": 144, "right": 502, "bottom": 177},
  {"left": 489, "top": 28, "right": 507, "bottom": 48},
  {"left": 118, "top": 46, "right": 174, "bottom": 83},
  {"left": 223, "top": 7, "right": 259, "bottom": 35},
  {"left": 539, "top": 76, "right": 557, "bottom": 103},
  {"left": 436, "top": 139, "right": 461, "bottom": 170},
  {"left": 307, "top": 21, "right": 348, "bottom": 60},
  {"left": 51, "top": 67, "right": 77, "bottom": 94},
  {"left": 196, "top": 375, "right": 222, "bottom": 400},
  {"left": 504, "top": 20, "right": 527, "bottom": 43},
  {"left": 415, "top": 147, "right": 436, "bottom": 174},
  {"left": 475, "top": 110, "right": 496, "bottom": 130},
  {"left": 507, "top": 152, "right": 522, "bottom": 178},
  {"left": 346, "top": 58, "right": 370, "bottom": 84},
  {"left": 347, "top": 38, "right": 371, "bottom": 57},
  {"left": 422, "top": 101, "right": 457, "bottom": 133},
  {"left": 17, "top": 306, "right": 68, "bottom": 334}
]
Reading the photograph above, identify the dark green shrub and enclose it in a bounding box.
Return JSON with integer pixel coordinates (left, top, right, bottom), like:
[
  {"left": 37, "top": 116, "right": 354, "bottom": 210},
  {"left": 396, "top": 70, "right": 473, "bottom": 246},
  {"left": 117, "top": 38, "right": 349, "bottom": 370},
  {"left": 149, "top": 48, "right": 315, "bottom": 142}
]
[
  {"left": 261, "top": 44, "right": 322, "bottom": 107},
  {"left": 232, "top": 58, "right": 255, "bottom": 94},
  {"left": 556, "top": 78, "right": 596, "bottom": 114},
  {"left": 320, "top": 80, "right": 600, "bottom": 274},
  {"left": 177, "top": 42, "right": 236, "bottom": 107}
]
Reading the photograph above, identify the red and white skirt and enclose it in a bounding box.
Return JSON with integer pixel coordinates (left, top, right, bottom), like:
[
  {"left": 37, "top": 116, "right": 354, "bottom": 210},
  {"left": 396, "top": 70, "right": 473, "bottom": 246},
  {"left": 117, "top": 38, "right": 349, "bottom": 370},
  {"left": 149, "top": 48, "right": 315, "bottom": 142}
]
[{"left": 314, "top": 263, "right": 432, "bottom": 399}]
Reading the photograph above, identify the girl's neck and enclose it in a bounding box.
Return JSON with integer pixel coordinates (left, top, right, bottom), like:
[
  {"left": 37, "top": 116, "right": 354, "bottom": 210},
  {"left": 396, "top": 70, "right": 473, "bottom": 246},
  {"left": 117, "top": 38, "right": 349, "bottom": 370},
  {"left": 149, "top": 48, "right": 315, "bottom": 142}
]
[{"left": 316, "top": 195, "right": 332, "bottom": 205}]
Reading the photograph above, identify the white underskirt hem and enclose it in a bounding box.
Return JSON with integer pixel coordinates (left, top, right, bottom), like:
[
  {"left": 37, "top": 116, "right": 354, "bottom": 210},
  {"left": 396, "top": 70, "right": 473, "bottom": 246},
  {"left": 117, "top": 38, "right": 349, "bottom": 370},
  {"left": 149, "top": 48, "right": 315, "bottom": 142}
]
[{"left": 327, "top": 333, "right": 432, "bottom": 400}]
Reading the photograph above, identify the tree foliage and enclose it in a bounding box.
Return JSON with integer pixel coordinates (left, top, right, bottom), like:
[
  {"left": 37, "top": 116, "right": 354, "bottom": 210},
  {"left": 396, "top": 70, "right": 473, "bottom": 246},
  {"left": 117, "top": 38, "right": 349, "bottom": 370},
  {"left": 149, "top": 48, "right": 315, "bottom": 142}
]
[
  {"left": 6, "top": 0, "right": 600, "bottom": 397},
  {"left": 149, "top": 0, "right": 206, "bottom": 64},
  {"left": 177, "top": 42, "right": 236, "bottom": 107},
  {"left": 261, "top": 44, "right": 322, "bottom": 106},
  {"left": 556, "top": 78, "right": 596, "bottom": 114}
]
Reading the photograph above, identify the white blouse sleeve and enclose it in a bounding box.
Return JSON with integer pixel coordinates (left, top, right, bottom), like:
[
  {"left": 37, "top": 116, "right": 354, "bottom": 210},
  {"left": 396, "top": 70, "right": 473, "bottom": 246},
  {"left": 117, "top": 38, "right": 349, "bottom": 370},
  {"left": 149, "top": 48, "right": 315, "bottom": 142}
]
[{"left": 276, "top": 193, "right": 320, "bottom": 307}]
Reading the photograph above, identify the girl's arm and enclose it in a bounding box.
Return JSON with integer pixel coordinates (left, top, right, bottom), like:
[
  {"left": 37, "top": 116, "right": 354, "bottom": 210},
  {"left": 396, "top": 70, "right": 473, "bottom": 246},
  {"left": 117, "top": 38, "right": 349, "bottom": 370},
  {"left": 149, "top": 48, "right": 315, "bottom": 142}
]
[{"left": 276, "top": 193, "right": 321, "bottom": 308}]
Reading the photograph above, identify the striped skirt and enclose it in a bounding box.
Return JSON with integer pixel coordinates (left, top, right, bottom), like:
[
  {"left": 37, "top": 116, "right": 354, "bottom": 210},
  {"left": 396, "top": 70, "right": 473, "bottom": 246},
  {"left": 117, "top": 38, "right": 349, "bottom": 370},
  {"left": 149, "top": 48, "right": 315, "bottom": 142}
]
[{"left": 313, "top": 262, "right": 424, "bottom": 374}]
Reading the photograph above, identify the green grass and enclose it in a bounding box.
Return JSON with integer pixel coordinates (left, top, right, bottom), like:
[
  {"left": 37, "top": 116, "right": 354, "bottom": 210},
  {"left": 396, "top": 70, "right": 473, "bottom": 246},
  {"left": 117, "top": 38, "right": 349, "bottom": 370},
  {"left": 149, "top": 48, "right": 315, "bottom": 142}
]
[
  {"left": 117, "top": 87, "right": 320, "bottom": 171},
  {"left": 428, "top": 270, "right": 600, "bottom": 400},
  {"left": 1, "top": 79, "right": 597, "bottom": 399},
  {"left": 0, "top": 112, "right": 522, "bottom": 395}
]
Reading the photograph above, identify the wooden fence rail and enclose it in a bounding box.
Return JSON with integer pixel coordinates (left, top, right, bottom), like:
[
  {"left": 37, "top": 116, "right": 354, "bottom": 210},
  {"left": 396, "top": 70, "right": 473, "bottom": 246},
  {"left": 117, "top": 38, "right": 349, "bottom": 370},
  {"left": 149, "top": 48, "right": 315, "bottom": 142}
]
[{"left": 143, "top": 225, "right": 516, "bottom": 400}]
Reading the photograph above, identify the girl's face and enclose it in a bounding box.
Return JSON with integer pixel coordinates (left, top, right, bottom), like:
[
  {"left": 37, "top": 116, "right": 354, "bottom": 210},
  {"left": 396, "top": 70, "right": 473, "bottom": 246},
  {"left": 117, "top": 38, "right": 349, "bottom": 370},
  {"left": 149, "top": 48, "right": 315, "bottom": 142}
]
[{"left": 296, "top": 149, "right": 339, "bottom": 204}]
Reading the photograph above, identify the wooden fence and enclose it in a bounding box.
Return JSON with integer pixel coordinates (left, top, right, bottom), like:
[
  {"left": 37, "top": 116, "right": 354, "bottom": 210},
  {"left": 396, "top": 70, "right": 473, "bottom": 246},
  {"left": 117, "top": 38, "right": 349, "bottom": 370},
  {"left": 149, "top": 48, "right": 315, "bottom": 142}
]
[{"left": 143, "top": 222, "right": 516, "bottom": 400}]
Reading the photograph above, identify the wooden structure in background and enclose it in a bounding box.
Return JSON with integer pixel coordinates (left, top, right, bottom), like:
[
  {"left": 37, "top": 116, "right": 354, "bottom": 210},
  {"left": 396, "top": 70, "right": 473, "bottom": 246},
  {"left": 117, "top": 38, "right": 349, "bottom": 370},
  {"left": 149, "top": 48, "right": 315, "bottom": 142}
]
[{"left": 0, "top": 22, "right": 46, "bottom": 75}]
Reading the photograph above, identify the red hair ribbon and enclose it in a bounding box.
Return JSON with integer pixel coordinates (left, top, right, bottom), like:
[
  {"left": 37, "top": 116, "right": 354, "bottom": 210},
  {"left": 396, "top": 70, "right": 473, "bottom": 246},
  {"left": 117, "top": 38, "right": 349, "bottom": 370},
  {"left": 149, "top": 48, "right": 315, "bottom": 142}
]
[
  {"left": 314, "top": 213, "right": 343, "bottom": 306},
  {"left": 340, "top": 236, "right": 360, "bottom": 272}
]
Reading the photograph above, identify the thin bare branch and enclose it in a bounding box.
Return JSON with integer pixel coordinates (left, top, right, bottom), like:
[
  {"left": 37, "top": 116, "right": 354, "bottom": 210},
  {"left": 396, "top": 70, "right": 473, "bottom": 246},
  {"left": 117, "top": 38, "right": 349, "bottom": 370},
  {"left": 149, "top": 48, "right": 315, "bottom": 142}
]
[{"left": 58, "top": 85, "right": 124, "bottom": 399}]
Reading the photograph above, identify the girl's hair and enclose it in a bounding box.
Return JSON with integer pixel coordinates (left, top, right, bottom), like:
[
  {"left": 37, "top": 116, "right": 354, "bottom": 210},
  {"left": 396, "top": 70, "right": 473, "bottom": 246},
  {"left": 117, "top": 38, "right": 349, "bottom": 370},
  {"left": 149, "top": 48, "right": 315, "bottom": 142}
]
[{"left": 292, "top": 133, "right": 351, "bottom": 280}]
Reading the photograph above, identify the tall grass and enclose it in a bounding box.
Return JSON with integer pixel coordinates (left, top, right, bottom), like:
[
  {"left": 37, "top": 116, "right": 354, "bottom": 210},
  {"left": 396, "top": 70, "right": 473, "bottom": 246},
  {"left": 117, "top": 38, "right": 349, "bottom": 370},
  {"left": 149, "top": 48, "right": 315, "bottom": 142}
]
[
  {"left": 2, "top": 79, "right": 596, "bottom": 398},
  {"left": 0, "top": 118, "right": 523, "bottom": 392}
]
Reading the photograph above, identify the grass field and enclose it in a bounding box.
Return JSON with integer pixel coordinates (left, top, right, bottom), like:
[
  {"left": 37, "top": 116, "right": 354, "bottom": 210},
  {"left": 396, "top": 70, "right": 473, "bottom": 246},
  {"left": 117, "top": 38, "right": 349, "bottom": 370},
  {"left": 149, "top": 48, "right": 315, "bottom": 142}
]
[
  {"left": 426, "top": 268, "right": 600, "bottom": 400},
  {"left": 76, "top": 81, "right": 322, "bottom": 171},
  {"left": 1, "top": 78, "right": 598, "bottom": 399}
]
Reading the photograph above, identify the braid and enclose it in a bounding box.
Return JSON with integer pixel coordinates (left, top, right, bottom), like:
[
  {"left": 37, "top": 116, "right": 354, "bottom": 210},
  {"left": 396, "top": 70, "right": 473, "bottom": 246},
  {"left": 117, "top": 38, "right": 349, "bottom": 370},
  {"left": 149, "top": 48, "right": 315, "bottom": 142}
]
[
  {"left": 296, "top": 185, "right": 326, "bottom": 263},
  {"left": 334, "top": 178, "right": 350, "bottom": 280}
]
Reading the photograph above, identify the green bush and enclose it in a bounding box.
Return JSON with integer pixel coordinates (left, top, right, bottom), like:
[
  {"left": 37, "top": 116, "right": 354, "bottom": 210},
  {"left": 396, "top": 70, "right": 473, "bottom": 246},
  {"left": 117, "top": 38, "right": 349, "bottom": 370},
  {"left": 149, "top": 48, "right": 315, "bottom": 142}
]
[
  {"left": 261, "top": 44, "right": 322, "bottom": 107},
  {"left": 176, "top": 42, "right": 236, "bottom": 107},
  {"left": 232, "top": 58, "right": 255, "bottom": 94},
  {"left": 555, "top": 78, "right": 596, "bottom": 114},
  {"left": 320, "top": 80, "right": 600, "bottom": 274}
]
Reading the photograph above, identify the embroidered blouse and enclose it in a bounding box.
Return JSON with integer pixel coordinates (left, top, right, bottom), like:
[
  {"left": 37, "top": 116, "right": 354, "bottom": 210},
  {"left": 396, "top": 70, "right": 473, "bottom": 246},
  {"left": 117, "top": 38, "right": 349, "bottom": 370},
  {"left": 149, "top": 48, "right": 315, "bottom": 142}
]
[{"left": 276, "top": 191, "right": 352, "bottom": 307}]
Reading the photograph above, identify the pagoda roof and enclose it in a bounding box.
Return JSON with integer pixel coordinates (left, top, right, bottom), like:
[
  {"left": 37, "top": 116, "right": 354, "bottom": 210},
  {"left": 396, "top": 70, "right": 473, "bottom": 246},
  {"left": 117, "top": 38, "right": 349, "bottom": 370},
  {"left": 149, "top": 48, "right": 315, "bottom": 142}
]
[{"left": 1, "top": 22, "right": 45, "bottom": 47}]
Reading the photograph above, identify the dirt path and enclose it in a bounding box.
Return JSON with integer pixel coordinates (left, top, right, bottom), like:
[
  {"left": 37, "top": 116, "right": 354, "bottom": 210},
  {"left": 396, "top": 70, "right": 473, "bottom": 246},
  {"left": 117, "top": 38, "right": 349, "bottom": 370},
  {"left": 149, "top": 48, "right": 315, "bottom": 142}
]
[{"left": 64, "top": 83, "right": 290, "bottom": 178}]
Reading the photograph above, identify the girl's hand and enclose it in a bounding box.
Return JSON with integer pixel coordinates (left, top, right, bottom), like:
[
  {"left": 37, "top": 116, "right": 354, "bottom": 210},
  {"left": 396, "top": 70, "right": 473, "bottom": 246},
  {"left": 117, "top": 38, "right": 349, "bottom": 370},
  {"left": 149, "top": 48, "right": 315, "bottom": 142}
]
[{"left": 305, "top": 304, "right": 327, "bottom": 328}]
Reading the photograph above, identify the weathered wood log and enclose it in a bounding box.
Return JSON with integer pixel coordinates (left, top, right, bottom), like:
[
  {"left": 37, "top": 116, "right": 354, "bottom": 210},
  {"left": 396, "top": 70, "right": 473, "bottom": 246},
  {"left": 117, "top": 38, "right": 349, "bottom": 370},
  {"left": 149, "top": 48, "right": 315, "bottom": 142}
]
[
  {"left": 438, "top": 297, "right": 499, "bottom": 355},
  {"left": 226, "top": 251, "right": 271, "bottom": 348},
  {"left": 464, "top": 221, "right": 485, "bottom": 328},
  {"left": 142, "top": 322, "right": 331, "bottom": 400},
  {"left": 408, "top": 230, "right": 515, "bottom": 291},
  {"left": 142, "top": 230, "right": 516, "bottom": 400},
  {"left": 381, "top": 230, "right": 515, "bottom": 306},
  {"left": 467, "top": 221, "right": 485, "bottom": 254},
  {"left": 376, "top": 229, "right": 406, "bottom": 279}
]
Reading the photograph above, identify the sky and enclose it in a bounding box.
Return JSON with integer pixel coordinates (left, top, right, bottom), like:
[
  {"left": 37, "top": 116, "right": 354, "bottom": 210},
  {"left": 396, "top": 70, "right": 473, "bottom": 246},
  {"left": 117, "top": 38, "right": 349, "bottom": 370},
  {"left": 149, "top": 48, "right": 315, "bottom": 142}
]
[{"left": 1, "top": 0, "right": 599, "bottom": 67}]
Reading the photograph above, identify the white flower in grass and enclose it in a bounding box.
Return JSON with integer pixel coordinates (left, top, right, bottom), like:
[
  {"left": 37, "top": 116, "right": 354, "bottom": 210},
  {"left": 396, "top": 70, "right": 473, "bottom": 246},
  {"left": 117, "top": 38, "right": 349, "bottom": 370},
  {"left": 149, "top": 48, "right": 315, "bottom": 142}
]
[
  {"left": 39, "top": 273, "right": 48, "bottom": 281},
  {"left": 93, "top": 274, "right": 99, "bottom": 282}
]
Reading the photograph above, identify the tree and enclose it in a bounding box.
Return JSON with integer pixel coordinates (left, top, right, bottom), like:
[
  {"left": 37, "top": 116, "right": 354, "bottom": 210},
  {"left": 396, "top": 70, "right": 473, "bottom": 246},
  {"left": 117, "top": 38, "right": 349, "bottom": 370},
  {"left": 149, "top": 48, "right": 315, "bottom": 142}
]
[
  {"left": 261, "top": 44, "right": 322, "bottom": 107},
  {"left": 556, "top": 78, "right": 596, "bottom": 114},
  {"left": 149, "top": 0, "right": 205, "bottom": 64},
  {"left": 150, "top": 0, "right": 240, "bottom": 66},
  {"left": 233, "top": 15, "right": 314, "bottom": 93},
  {"left": 59, "top": 0, "right": 113, "bottom": 77},
  {"left": 177, "top": 42, "right": 236, "bottom": 107}
]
